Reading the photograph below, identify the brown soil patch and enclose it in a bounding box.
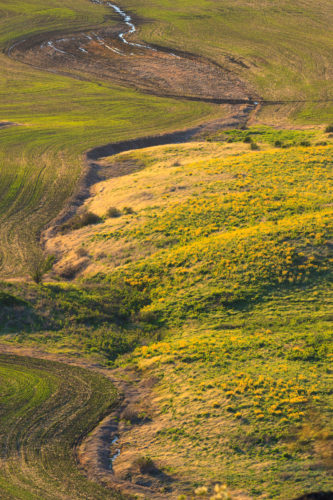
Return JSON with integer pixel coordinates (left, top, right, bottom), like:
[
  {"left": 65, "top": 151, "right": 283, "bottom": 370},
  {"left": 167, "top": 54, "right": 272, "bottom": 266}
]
[{"left": 12, "top": 26, "right": 255, "bottom": 104}]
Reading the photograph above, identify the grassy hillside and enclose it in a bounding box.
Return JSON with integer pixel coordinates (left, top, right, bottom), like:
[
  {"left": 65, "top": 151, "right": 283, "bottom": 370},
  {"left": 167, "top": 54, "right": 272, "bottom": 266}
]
[
  {"left": 0, "top": 0, "right": 218, "bottom": 277},
  {"left": 50, "top": 131, "right": 332, "bottom": 323},
  {"left": 1, "top": 0, "right": 332, "bottom": 276},
  {"left": 120, "top": 0, "right": 333, "bottom": 122},
  {"left": 122, "top": 283, "right": 332, "bottom": 499},
  {"left": 0, "top": 354, "right": 119, "bottom": 499},
  {"left": 2, "top": 132, "right": 332, "bottom": 497},
  {"left": 0, "top": 0, "right": 332, "bottom": 497}
]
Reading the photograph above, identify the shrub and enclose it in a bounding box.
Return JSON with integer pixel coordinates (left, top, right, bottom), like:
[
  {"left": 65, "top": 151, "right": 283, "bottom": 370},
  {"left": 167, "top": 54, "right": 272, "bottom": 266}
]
[
  {"left": 133, "top": 455, "right": 157, "bottom": 474},
  {"left": 107, "top": 206, "right": 121, "bottom": 218},
  {"left": 78, "top": 211, "right": 101, "bottom": 226},
  {"left": 121, "top": 406, "right": 145, "bottom": 424},
  {"left": 250, "top": 141, "right": 259, "bottom": 150},
  {"left": 76, "top": 247, "right": 89, "bottom": 257},
  {"left": 274, "top": 140, "right": 283, "bottom": 147},
  {"left": 123, "top": 206, "right": 134, "bottom": 215},
  {"left": 60, "top": 211, "right": 102, "bottom": 233},
  {"left": 27, "top": 250, "right": 55, "bottom": 284},
  {"left": 136, "top": 309, "right": 158, "bottom": 324},
  {"left": 86, "top": 331, "right": 139, "bottom": 360},
  {"left": 324, "top": 124, "right": 333, "bottom": 133},
  {"left": 243, "top": 135, "right": 252, "bottom": 143},
  {"left": 300, "top": 140, "right": 311, "bottom": 147}
]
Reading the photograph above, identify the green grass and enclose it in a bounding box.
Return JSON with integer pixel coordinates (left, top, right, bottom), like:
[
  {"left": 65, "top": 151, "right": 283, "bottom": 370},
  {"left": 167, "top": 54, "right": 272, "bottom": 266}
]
[
  {"left": 0, "top": 0, "right": 110, "bottom": 46},
  {"left": 123, "top": 281, "right": 332, "bottom": 499},
  {"left": 120, "top": 0, "right": 333, "bottom": 121},
  {"left": 207, "top": 125, "right": 318, "bottom": 146},
  {"left": 0, "top": 354, "right": 120, "bottom": 499}
]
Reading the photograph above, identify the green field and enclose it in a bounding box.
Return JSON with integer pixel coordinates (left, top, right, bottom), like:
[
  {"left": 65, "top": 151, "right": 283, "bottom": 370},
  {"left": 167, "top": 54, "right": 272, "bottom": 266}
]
[
  {"left": 0, "top": 354, "right": 119, "bottom": 499},
  {"left": 0, "top": 0, "right": 332, "bottom": 498},
  {"left": 121, "top": 0, "right": 333, "bottom": 119}
]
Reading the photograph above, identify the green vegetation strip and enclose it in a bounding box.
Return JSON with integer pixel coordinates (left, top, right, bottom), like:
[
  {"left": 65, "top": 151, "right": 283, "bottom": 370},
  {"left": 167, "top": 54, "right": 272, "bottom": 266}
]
[{"left": 0, "top": 354, "right": 120, "bottom": 499}]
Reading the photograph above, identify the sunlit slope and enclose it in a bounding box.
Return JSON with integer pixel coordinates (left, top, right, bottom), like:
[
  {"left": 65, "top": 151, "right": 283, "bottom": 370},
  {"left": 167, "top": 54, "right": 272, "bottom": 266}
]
[
  {"left": 49, "top": 137, "right": 333, "bottom": 498},
  {"left": 51, "top": 139, "right": 332, "bottom": 322},
  {"left": 121, "top": 0, "right": 333, "bottom": 122},
  {"left": 0, "top": 0, "right": 218, "bottom": 277},
  {"left": 123, "top": 282, "right": 332, "bottom": 499},
  {"left": 0, "top": 354, "right": 119, "bottom": 499}
]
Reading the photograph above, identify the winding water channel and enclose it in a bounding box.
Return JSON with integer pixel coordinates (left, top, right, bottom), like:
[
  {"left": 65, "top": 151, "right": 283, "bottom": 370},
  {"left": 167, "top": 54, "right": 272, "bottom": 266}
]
[{"left": 45, "top": 0, "right": 159, "bottom": 57}]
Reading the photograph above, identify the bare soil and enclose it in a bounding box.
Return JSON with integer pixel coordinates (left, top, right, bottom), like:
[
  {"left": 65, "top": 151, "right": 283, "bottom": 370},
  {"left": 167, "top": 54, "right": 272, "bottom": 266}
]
[{"left": 11, "top": 25, "right": 256, "bottom": 104}]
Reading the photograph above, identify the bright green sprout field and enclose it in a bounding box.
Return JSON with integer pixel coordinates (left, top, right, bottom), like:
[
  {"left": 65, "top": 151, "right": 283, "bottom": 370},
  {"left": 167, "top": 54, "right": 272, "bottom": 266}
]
[{"left": 0, "top": 354, "right": 120, "bottom": 499}]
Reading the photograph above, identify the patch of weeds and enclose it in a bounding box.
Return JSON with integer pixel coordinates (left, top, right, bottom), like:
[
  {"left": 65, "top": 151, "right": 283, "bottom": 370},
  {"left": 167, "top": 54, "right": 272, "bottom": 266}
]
[
  {"left": 250, "top": 141, "right": 259, "bottom": 150},
  {"left": 107, "top": 206, "right": 122, "bottom": 218},
  {"left": 134, "top": 455, "right": 158, "bottom": 474},
  {"left": 121, "top": 406, "right": 150, "bottom": 424},
  {"left": 123, "top": 206, "right": 135, "bottom": 215},
  {"left": 60, "top": 211, "right": 102, "bottom": 233},
  {"left": 76, "top": 247, "right": 89, "bottom": 257},
  {"left": 208, "top": 126, "right": 315, "bottom": 147}
]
